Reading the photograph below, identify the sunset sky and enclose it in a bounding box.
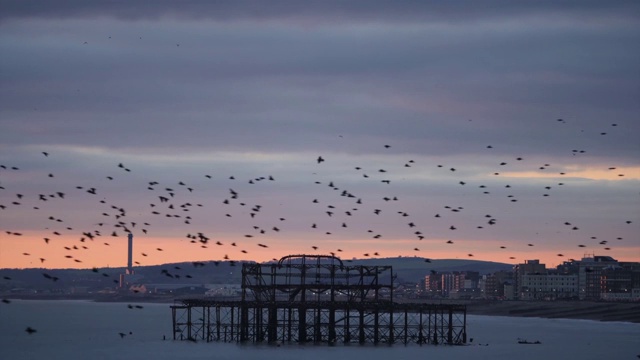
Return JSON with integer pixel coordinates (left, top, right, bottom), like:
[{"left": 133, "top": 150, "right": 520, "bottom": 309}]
[{"left": 1, "top": 1, "right": 639, "bottom": 270}]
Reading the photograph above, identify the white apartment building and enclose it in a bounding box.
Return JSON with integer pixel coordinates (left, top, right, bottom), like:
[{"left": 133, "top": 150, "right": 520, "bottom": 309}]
[{"left": 519, "top": 273, "right": 579, "bottom": 300}]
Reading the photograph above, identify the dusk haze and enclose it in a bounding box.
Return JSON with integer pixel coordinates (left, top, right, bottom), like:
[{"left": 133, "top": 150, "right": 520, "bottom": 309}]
[{"left": 1, "top": 1, "right": 638, "bottom": 271}]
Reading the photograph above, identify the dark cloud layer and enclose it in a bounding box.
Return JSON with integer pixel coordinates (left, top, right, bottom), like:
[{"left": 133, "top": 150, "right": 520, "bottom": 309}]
[
  {"left": 0, "top": 2, "right": 638, "bottom": 268},
  {"left": 2, "top": 1, "right": 639, "bottom": 23},
  {"left": 1, "top": 8, "right": 638, "bottom": 158}
]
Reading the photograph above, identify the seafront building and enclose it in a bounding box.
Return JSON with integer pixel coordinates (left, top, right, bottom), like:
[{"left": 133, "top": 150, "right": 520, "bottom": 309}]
[
  {"left": 480, "top": 270, "right": 514, "bottom": 299},
  {"left": 3, "top": 253, "right": 636, "bottom": 302},
  {"left": 423, "top": 271, "right": 479, "bottom": 298},
  {"left": 519, "top": 273, "right": 579, "bottom": 300},
  {"left": 425, "top": 256, "right": 640, "bottom": 302},
  {"left": 513, "top": 256, "right": 639, "bottom": 301},
  {"left": 513, "top": 259, "right": 547, "bottom": 298},
  {"left": 600, "top": 262, "right": 640, "bottom": 301}
]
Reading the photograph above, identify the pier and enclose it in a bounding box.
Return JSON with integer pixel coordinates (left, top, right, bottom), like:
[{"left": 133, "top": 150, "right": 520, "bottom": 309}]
[{"left": 171, "top": 255, "right": 467, "bottom": 345}]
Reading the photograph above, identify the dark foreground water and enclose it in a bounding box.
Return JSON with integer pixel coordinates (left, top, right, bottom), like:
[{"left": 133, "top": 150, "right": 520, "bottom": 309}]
[{"left": 1, "top": 300, "right": 638, "bottom": 360}]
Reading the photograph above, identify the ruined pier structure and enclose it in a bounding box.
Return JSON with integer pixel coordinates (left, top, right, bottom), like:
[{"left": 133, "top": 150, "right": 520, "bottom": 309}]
[{"left": 171, "top": 255, "right": 467, "bottom": 345}]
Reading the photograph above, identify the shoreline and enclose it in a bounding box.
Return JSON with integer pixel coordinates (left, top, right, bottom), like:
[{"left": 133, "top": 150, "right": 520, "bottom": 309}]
[
  {"left": 463, "top": 300, "right": 640, "bottom": 323},
  {"left": 4, "top": 294, "right": 639, "bottom": 323}
]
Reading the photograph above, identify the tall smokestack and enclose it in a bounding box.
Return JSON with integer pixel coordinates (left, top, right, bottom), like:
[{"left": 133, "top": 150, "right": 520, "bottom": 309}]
[{"left": 127, "top": 233, "right": 133, "bottom": 274}]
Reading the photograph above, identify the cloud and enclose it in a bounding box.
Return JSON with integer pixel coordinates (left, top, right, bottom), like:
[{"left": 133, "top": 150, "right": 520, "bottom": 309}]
[
  {"left": 0, "top": 1, "right": 638, "bottom": 268},
  {"left": 2, "top": 17, "right": 638, "bottom": 157},
  {"left": 2, "top": 1, "right": 639, "bottom": 24}
]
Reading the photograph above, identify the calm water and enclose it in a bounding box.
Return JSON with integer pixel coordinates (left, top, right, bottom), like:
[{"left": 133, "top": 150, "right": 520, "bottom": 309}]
[{"left": 1, "top": 300, "right": 638, "bottom": 360}]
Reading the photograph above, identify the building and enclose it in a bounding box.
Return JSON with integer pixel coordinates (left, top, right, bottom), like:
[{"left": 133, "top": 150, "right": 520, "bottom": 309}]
[
  {"left": 578, "top": 255, "right": 619, "bottom": 300},
  {"left": 514, "top": 260, "right": 547, "bottom": 299},
  {"left": 424, "top": 271, "right": 479, "bottom": 297},
  {"left": 423, "top": 256, "right": 638, "bottom": 302},
  {"left": 519, "top": 273, "right": 578, "bottom": 300},
  {"left": 513, "top": 256, "right": 640, "bottom": 301},
  {"left": 481, "top": 270, "right": 514, "bottom": 299},
  {"left": 424, "top": 272, "right": 442, "bottom": 297},
  {"left": 600, "top": 262, "right": 640, "bottom": 301}
]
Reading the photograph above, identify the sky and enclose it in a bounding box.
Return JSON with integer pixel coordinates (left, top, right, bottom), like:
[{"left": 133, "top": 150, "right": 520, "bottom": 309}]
[{"left": 0, "top": 1, "right": 639, "bottom": 270}]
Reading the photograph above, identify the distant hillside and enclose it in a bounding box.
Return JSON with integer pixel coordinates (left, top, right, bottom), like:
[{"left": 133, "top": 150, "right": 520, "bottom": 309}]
[
  {"left": 343, "top": 257, "right": 513, "bottom": 283},
  {"left": 0, "top": 257, "right": 512, "bottom": 291},
  {"left": 0, "top": 260, "right": 251, "bottom": 292}
]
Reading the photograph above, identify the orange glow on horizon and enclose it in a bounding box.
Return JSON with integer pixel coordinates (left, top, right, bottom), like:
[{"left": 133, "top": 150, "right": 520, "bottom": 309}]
[
  {"left": 499, "top": 165, "right": 640, "bottom": 181},
  {"left": 2, "top": 233, "right": 638, "bottom": 270}
]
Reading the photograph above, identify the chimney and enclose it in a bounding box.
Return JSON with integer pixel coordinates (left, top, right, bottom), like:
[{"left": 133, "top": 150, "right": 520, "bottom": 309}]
[{"left": 127, "top": 233, "right": 134, "bottom": 274}]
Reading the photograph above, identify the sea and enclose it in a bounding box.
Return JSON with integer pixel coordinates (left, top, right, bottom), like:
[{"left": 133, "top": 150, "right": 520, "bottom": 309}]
[{"left": 1, "top": 300, "right": 638, "bottom": 360}]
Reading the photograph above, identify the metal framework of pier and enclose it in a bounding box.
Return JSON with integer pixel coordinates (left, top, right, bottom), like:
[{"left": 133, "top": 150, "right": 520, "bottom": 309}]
[{"left": 171, "top": 255, "right": 467, "bottom": 345}]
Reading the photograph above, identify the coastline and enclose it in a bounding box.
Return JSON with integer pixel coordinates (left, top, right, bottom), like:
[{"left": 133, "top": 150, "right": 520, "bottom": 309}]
[
  {"left": 5, "top": 294, "right": 640, "bottom": 323},
  {"left": 463, "top": 300, "right": 640, "bottom": 323}
]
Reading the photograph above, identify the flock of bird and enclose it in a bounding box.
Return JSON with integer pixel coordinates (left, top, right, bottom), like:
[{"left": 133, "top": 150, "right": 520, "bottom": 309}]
[{"left": 0, "top": 119, "right": 637, "bottom": 336}]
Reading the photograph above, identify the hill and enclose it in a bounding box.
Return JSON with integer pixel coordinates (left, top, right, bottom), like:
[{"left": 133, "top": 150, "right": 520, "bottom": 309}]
[
  {"left": 344, "top": 257, "right": 513, "bottom": 283},
  {"left": 0, "top": 257, "right": 512, "bottom": 291}
]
